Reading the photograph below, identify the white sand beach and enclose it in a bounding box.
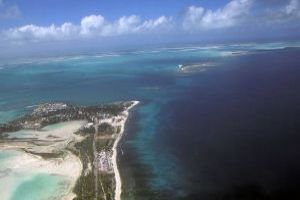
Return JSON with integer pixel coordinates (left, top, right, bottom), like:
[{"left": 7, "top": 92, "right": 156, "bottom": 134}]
[{"left": 112, "top": 101, "right": 139, "bottom": 200}]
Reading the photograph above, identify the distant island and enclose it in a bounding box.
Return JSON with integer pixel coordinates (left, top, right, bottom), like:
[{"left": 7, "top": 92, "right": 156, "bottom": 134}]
[
  {"left": 0, "top": 101, "right": 139, "bottom": 200},
  {"left": 178, "top": 62, "right": 215, "bottom": 73}
]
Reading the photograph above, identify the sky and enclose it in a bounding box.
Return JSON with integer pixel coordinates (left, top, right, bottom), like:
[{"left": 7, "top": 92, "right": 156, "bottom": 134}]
[{"left": 0, "top": 0, "right": 299, "bottom": 57}]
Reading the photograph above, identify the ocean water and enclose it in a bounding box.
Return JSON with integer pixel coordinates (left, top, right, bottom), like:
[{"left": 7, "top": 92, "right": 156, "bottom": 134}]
[{"left": 1, "top": 41, "right": 300, "bottom": 199}]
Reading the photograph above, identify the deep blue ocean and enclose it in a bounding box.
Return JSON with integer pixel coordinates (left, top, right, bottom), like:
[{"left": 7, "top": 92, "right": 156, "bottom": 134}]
[{"left": 1, "top": 42, "right": 300, "bottom": 199}]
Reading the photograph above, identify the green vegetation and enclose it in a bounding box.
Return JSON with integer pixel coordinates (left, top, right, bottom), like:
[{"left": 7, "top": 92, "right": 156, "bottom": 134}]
[
  {"left": 99, "top": 173, "right": 115, "bottom": 200},
  {"left": 73, "top": 172, "right": 96, "bottom": 200},
  {"left": 0, "top": 101, "right": 132, "bottom": 135},
  {"left": 23, "top": 149, "right": 65, "bottom": 159},
  {"left": 75, "top": 126, "right": 95, "bottom": 136},
  {"left": 73, "top": 136, "right": 95, "bottom": 199},
  {"left": 98, "top": 123, "right": 115, "bottom": 135}
]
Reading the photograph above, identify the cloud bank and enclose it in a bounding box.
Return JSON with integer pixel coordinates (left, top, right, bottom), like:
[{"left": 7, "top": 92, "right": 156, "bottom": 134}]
[
  {"left": 2, "top": 14, "right": 172, "bottom": 42},
  {"left": 0, "top": 0, "right": 299, "bottom": 45},
  {"left": 183, "top": 0, "right": 252, "bottom": 30}
]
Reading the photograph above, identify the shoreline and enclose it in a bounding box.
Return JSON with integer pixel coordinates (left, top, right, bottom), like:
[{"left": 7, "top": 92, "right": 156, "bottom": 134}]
[{"left": 112, "top": 100, "right": 139, "bottom": 200}]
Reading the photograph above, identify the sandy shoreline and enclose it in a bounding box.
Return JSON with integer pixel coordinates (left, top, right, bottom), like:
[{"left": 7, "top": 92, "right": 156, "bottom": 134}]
[{"left": 112, "top": 101, "right": 139, "bottom": 200}]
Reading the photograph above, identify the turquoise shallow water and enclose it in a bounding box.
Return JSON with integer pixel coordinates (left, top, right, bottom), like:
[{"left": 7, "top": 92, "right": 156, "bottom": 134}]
[
  {"left": 1, "top": 41, "right": 300, "bottom": 199},
  {"left": 11, "top": 174, "right": 69, "bottom": 200},
  {"left": 0, "top": 110, "right": 26, "bottom": 124},
  {"left": 0, "top": 150, "right": 18, "bottom": 164}
]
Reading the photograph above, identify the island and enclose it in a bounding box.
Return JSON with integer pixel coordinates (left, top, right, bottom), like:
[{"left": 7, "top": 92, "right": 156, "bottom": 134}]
[
  {"left": 0, "top": 101, "right": 139, "bottom": 200},
  {"left": 178, "top": 62, "right": 215, "bottom": 73}
]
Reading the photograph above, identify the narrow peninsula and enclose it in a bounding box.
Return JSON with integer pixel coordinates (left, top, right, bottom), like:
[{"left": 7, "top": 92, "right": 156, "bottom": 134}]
[{"left": 0, "top": 101, "right": 139, "bottom": 200}]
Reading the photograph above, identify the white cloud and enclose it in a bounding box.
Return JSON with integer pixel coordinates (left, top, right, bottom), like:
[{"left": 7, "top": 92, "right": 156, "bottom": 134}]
[
  {"left": 141, "top": 16, "right": 173, "bottom": 30},
  {"left": 80, "top": 14, "right": 105, "bottom": 36},
  {"left": 4, "top": 23, "right": 79, "bottom": 41},
  {"left": 115, "top": 15, "right": 141, "bottom": 34},
  {"left": 80, "top": 14, "right": 172, "bottom": 37},
  {"left": 2, "top": 14, "right": 172, "bottom": 42},
  {"left": 183, "top": 0, "right": 252, "bottom": 30}
]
